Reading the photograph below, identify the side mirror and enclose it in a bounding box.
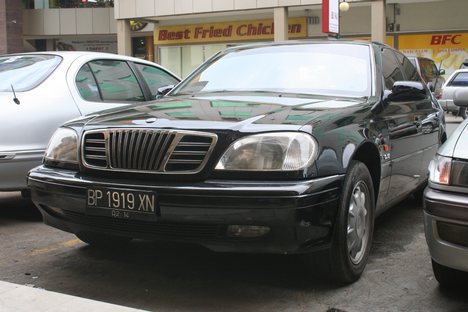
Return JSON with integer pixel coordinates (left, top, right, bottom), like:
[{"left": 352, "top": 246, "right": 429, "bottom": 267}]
[
  {"left": 372, "top": 81, "right": 427, "bottom": 115},
  {"left": 453, "top": 88, "right": 468, "bottom": 107},
  {"left": 437, "top": 69, "right": 445, "bottom": 76},
  {"left": 155, "top": 85, "right": 175, "bottom": 99},
  {"left": 388, "top": 81, "right": 427, "bottom": 102}
]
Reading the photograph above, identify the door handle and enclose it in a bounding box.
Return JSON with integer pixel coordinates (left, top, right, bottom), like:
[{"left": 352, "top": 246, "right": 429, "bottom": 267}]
[{"left": 0, "top": 153, "right": 16, "bottom": 160}]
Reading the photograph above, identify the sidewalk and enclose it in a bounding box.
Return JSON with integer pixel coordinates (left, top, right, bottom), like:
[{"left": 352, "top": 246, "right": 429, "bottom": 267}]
[
  {"left": 445, "top": 114, "right": 463, "bottom": 123},
  {"left": 0, "top": 281, "right": 148, "bottom": 312}
]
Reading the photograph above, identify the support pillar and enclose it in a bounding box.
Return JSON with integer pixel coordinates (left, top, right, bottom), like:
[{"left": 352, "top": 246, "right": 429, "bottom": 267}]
[
  {"left": 274, "top": 7, "right": 288, "bottom": 42},
  {"left": 371, "top": 0, "right": 387, "bottom": 44},
  {"left": 117, "top": 19, "right": 132, "bottom": 56},
  {"left": 145, "top": 36, "right": 154, "bottom": 62}
]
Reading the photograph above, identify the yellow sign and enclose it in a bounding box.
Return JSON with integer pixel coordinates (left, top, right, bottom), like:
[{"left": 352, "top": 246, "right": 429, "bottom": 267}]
[
  {"left": 351, "top": 36, "right": 395, "bottom": 48},
  {"left": 154, "top": 18, "right": 307, "bottom": 45},
  {"left": 399, "top": 33, "right": 468, "bottom": 77},
  {"left": 399, "top": 33, "right": 468, "bottom": 50}
]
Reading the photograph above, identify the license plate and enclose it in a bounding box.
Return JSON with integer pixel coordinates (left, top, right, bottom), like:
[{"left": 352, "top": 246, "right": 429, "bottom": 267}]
[{"left": 86, "top": 187, "right": 158, "bottom": 221}]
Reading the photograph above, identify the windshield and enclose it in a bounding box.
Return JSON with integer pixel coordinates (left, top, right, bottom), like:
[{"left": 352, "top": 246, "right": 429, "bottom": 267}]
[
  {"left": 0, "top": 55, "right": 62, "bottom": 92},
  {"left": 172, "top": 43, "right": 372, "bottom": 98}
]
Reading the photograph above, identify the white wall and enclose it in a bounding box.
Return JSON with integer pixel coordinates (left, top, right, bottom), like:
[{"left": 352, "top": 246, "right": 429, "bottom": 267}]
[{"left": 23, "top": 8, "right": 115, "bottom": 37}]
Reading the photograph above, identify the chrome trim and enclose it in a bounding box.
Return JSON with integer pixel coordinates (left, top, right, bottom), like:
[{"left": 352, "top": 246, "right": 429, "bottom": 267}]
[{"left": 81, "top": 128, "right": 218, "bottom": 174}]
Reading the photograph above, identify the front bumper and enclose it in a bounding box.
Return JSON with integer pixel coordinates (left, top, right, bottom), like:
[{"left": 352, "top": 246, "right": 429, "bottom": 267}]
[
  {"left": 28, "top": 166, "right": 343, "bottom": 254},
  {"left": 423, "top": 187, "right": 468, "bottom": 273}
]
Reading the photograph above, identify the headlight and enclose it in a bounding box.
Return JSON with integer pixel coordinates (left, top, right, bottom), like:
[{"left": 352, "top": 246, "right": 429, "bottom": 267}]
[
  {"left": 428, "top": 155, "right": 452, "bottom": 185},
  {"left": 44, "top": 127, "right": 79, "bottom": 169},
  {"left": 215, "top": 132, "right": 317, "bottom": 171}
]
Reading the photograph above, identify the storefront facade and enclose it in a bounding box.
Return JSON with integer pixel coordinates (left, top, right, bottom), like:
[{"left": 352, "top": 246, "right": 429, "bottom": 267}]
[
  {"left": 111, "top": 0, "right": 468, "bottom": 78},
  {"left": 13, "top": 0, "right": 468, "bottom": 79}
]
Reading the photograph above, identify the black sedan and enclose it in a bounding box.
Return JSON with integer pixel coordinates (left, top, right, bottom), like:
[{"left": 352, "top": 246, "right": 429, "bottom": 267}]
[{"left": 28, "top": 41, "right": 444, "bottom": 284}]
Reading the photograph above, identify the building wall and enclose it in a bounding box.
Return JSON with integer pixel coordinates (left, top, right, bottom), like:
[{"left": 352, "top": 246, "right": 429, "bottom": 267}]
[
  {"left": 23, "top": 7, "right": 116, "bottom": 37},
  {"left": 113, "top": 0, "right": 467, "bottom": 36},
  {"left": 0, "top": 0, "right": 23, "bottom": 54},
  {"left": 22, "top": 1, "right": 468, "bottom": 38}
]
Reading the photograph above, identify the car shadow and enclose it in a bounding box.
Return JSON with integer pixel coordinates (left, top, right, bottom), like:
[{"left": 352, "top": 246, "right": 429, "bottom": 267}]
[{"left": 0, "top": 191, "right": 42, "bottom": 223}]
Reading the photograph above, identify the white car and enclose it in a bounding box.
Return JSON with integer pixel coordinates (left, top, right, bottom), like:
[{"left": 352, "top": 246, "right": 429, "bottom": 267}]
[
  {"left": 0, "top": 51, "right": 179, "bottom": 193},
  {"left": 424, "top": 88, "right": 468, "bottom": 287},
  {"left": 439, "top": 68, "right": 468, "bottom": 118}
]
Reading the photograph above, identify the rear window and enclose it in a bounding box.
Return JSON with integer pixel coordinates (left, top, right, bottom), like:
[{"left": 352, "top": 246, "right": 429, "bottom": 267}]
[
  {"left": 448, "top": 72, "right": 468, "bottom": 87},
  {"left": 0, "top": 55, "right": 62, "bottom": 92}
]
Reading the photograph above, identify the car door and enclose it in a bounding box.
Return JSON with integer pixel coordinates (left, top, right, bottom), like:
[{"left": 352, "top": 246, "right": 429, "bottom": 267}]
[
  {"left": 380, "top": 48, "right": 434, "bottom": 205},
  {"left": 394, "top": 51, "right": 440, "bottom": 182},
  {"left": 0, "top": 54, "right": 81, "bottom": 190}
]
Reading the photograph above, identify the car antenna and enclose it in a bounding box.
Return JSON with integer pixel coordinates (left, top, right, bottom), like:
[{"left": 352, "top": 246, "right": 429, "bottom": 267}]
[{"left": 11, "top": 84, "right": 20, "bottom": 105}]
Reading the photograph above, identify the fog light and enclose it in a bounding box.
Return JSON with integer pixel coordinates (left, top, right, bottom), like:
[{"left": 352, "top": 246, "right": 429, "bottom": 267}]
[{"left": 226, "top": 225, "right": 270, "bottom": 238}]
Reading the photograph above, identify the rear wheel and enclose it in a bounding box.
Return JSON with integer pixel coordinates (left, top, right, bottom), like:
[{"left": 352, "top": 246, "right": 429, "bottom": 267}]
[
  {"left": 459, "top": 107, "right": 468, "bottom": 119},
  {"left": 75, "top": 231, "right": 132, "bottom": 247}
]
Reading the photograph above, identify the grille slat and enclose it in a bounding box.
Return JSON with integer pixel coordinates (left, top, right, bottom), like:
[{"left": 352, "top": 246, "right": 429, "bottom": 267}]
[
  {"left": 82, "top": 129, "right": 216, "bottom": 173},
  {"left": 86, "top": 155, "right": 107, "bottom": 160}
]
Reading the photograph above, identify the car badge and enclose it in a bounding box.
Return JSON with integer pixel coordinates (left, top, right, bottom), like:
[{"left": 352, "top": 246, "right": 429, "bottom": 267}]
[{"left": 145, "top": 118, "right": 157, "bottom": 123}]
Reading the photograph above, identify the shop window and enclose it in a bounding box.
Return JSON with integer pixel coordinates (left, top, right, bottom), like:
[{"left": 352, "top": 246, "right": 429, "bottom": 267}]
[
  {"left": 88, "top": 60, "right": 144, "bottom": 102},
  {"left": 132, "top": 37, "right": 146, "bottom": 59},
  {"left": 134, "top": 63, "right": 179, "bottom": 98},
  {"left": 159, "top": 44, "right": 227, "bottom": 79}
]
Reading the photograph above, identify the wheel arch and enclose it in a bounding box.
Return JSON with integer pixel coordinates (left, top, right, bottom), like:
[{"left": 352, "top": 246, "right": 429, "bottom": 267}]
[{"left": 351, "top": 142, "right": 381, "bottom": 204}]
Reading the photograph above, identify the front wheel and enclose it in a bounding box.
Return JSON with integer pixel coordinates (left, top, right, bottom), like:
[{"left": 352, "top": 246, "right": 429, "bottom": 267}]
[{"left": 329, "top": 161, "right": 375, "bottom": 283}]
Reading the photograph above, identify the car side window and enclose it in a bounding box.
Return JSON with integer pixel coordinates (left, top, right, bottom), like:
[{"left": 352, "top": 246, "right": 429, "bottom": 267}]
[
  {"left": 76, "top": 64, "right": 101, "bottom": 101},
  {"left": 88, "top": 60, "right": 145, "bottom": 102},
  {"left": 134, "top": 63, "right": 179, "bottom": 98},
  {"left": 382, "top": 49, "right": 404, "bottom": 90},
  {"left": 395, "top": 52, "right": 421, "bottom": 82},
  {"left": 420, "top": 59, "right": 437, "bottom": 81},
  {"left": 449, "top": 72, "right": 468, "bottom": 86}
]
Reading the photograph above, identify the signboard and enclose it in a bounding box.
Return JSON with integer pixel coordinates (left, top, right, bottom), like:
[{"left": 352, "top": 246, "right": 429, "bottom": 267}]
[
  {"left": 154, "top": 18, "right": 307, "bottom": 45},
  {"left": 351, "top": 36, "right": 395, "bottom": 48},
  {"left": 399, "top": 33, "right": 468, "bottom": 77},
  {"left": 56, "top": 37, "right": 117, "bottom": 53},
  {"left": 322, "top": 0, "right": 339, "bottom": 35}
]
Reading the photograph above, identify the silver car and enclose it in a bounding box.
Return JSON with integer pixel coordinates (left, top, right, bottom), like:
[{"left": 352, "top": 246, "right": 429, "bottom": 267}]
[
  {"left": 424, "top": 88, "right": 468, "bottom": 287},
  {"left": 0, "top": 52, "right": 179, "bottom": 193},
  {"left": 438, "top": 69, "right": 468, "bottom": 118}
]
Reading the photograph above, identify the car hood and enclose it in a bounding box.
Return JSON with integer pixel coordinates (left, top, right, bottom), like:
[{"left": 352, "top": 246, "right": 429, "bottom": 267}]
[
  {"left": 78, "top": 94, "right": 371, "bottom": 133},
  {"left": 441, "top": 119, "right": 468, "bottom": 159}
]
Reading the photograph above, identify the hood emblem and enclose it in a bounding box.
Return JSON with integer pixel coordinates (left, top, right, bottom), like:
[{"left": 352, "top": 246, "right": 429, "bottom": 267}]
[{"left": 145, "top": 118, "right": 157, "bottom": 123}]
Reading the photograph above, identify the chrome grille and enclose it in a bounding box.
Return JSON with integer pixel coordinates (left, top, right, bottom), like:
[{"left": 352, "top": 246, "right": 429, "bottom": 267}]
[{"left": 82, "top": 129, "right": 217, "bottom": 174}]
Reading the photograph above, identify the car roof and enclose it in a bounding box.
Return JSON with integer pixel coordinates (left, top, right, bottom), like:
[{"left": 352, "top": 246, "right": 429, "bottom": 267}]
[
  {"left": 0, "top": 51, "right": 180, "bottom": 80},
  {"left": 220, "top": 39, "right": 376, "bottom": 54},
  {"left": 0, "top": 51, "right": 163, "bottom": 68}
]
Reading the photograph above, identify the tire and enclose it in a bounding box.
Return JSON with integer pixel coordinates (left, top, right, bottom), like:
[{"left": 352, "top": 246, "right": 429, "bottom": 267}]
[
  {"left": 460, "top": 107, "right": 468, "bottom": 119},
  {"left": 328, "top": 161, "right": 375, "bottom": 284},
  {"left": 432, "top": 259, "right": 468, "bottom": 288},
  {"left": 413, "top": 182, "right": 427, "bottom": 204},
  {"left": 75, "top": 231, "right": 132, "bottom": 248}
]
